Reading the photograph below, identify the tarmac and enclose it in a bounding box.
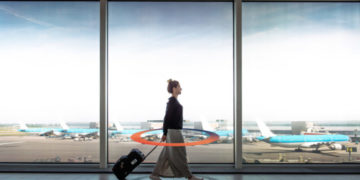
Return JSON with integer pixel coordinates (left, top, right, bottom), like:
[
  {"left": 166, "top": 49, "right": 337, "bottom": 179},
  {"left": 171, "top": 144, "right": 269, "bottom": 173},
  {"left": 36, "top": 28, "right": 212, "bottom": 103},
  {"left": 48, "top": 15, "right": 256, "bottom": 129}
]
[
  {"left": 0, "top": 136, "right": 359, "bottom": 164},
  {"left": 243, "top": 141, "right": 360, "bottom": 163},
  {"left": 0, "top": 136, "right": 233, "bottom": 163}
]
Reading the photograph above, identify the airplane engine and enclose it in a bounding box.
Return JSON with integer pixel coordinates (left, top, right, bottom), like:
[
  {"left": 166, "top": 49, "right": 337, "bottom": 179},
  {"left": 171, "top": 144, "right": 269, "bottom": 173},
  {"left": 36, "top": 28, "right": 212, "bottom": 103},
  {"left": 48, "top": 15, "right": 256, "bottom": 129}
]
[
  {"left": 300, "top": 143, "right": 315, "bottom": 148},
  {"left": 329, "top": 144, "right": 343, "bottom": 150},
  {"left": 243, "top": 137, "right": 255, "bottom": 143},
  {"left": 40, "top": 130, "right": 54, "bottom": 136}
]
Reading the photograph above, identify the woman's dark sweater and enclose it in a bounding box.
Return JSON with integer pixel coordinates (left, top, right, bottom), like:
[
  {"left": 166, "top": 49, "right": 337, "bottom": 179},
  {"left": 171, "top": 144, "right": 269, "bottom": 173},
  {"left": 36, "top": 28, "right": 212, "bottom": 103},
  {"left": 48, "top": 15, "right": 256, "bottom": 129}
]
[{"left": 163, "top": 96, "right": 183, "bottom": 136}]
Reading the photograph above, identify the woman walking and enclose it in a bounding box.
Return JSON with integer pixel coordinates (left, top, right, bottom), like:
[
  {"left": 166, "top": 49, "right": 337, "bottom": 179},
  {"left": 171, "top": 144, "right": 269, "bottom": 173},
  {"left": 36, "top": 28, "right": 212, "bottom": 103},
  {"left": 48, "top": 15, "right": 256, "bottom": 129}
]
[{"left": 150, "top": 79, "right": 203, "bottom": 180}]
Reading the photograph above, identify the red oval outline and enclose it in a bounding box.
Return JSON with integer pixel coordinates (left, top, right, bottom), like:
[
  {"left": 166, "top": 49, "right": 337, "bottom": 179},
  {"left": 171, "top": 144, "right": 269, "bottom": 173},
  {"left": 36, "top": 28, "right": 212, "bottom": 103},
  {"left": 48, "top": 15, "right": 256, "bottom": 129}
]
[{"left": 130, "top": 128, "right": 219, "bottom": 146}]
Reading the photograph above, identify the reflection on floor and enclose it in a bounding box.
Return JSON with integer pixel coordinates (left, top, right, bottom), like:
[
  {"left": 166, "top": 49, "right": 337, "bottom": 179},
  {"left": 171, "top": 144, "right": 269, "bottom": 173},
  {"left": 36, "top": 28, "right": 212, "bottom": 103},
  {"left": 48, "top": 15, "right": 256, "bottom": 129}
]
[{"left": 1, "top": 174, "right": 360, "bottom": 180}]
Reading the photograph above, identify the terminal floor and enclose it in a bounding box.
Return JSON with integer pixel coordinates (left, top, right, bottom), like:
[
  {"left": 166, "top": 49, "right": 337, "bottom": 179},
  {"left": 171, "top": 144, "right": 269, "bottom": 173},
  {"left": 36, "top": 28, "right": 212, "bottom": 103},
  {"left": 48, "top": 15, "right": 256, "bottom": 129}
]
[{"left": 1, "top": 174, "right": 360, "bottom": 180}]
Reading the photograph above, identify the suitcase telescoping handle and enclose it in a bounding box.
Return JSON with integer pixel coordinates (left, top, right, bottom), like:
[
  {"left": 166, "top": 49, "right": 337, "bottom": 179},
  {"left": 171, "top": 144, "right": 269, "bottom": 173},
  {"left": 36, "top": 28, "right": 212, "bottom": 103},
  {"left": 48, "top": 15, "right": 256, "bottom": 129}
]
[{"left": 144, "top": 141, "right": 162, "bottom": 160}]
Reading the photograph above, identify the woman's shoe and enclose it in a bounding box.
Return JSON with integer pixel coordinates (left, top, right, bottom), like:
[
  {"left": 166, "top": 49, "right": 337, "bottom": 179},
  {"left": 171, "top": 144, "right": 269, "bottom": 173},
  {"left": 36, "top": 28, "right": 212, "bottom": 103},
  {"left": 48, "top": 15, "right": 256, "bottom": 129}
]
[
  {"left": 188, "top": 175, "right": 204, "bottom": 180},
  {"left": 149, "top": 175, "right": 161, "bottom": 180}
]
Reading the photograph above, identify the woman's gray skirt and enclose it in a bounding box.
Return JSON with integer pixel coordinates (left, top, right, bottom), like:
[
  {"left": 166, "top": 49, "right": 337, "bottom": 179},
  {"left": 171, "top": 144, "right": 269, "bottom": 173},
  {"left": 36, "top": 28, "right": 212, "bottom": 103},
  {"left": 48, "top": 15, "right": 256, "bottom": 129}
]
[{"left": 152, "top": 129, "right": 192, "bottom": 178}]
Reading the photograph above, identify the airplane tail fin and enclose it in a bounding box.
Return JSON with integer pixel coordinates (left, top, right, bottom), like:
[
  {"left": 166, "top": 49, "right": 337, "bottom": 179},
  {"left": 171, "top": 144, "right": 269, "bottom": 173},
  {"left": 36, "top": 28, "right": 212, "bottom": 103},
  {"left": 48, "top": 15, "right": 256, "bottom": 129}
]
[
  {"left": 19, "top": 122, "right": 28, "bottom": 130},
  {"left": 200, "top": 116, "right": 215, "bottom": 131},
  {"left": 60, "top": 121, "right": 69, "bottom": 130},
  {"left": 242, "top": 128, "right": 249, "bottom": 136},
  {"left": 114, "top": 121, "right": 124, "bottom": 131},
  {"left": 255, "top": 119, "right": 275, "bottom": 138}
]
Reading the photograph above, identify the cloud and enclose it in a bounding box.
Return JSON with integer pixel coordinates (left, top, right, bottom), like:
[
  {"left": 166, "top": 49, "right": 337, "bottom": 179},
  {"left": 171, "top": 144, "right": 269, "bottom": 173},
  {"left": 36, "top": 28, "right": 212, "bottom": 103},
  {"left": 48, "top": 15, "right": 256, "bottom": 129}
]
[
  {"left": 0, "top": 5, "right": 55, "bottom": 28},
  {"left": 243, "top": 3, "right": 360, "bottom": 36}
]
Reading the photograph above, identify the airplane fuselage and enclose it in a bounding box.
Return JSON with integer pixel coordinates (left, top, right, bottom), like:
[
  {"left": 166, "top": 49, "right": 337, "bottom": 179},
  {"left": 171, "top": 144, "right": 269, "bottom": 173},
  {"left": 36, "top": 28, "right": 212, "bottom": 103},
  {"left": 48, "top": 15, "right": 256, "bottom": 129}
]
[{"left": 266, "top": 134, "right": 350, "bottom": 148}]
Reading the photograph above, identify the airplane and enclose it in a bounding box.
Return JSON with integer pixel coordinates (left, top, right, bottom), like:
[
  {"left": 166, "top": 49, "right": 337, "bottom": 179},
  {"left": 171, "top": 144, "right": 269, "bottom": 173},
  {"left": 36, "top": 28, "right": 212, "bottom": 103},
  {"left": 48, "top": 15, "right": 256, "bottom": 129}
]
[
  {"left": 61, "top": 121, "right": 150, "bottom": 140},
  {"left": 60, "top": 121, "right": 146, "bottom": 140},
  {"left": 18, "top": 121, "right": 144, "bottom": 140},
  {"left": 59, "top": 121, "right": 106, "bottom": 140},
  {"left": 193, "top": 119, "right": 235, "bottom": 143},
  {"left": 17, "top": 122, "right": 63, "bottom": 136},
  {"left": 18, "top": 120, "right": 249, "bottom": 143},
  {"left": 255, "top": 119, "right": 351, "bottom": 152},
  {"left": 196, "top": 118, "right": 261, "bottom": 143},
  {"left": 18, "top": 121, "right": 101, "bottom": 139},
  {"left": 110, "top": 121, "right": 146, "bottom": 136},
  {"left": 110, "top": 122, "right": 163, "bottom": 141}
]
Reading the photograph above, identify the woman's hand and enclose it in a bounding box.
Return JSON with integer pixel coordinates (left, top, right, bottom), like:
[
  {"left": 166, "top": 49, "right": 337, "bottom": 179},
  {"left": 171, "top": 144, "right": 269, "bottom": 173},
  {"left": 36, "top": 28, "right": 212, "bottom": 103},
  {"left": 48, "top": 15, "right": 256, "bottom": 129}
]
[{"left": 161, "top": 135, "right": 166, "bottom": 142}]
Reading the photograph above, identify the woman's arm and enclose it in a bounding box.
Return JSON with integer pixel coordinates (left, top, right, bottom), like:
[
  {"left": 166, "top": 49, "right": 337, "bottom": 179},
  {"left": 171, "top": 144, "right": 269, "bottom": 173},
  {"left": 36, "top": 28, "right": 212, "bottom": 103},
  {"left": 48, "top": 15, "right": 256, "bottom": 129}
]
[{"left": 163, "top": 100, "right": 177, "bottom": 136}]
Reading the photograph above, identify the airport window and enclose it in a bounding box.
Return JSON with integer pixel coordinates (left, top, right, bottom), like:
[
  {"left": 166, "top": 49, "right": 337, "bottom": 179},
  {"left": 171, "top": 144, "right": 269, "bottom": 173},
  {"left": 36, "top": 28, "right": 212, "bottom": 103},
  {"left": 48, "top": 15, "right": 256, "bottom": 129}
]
[
  {"left": 242, "top": 2, "right": 360, "bottom": 164},
  {"left": 108, "top": 1, "right": 234, "bottom": 163},
  {"left": 0, "top": 1, "right": 100, "bottom": 163},
  {"left": 6, "top": 0, "right": 360, "bottom": 168}
]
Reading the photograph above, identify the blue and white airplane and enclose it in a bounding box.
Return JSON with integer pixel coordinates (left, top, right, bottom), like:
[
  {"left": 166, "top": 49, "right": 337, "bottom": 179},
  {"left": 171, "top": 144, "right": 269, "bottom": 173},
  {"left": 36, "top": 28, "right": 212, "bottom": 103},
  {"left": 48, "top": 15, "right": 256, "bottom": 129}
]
[
  {"left": 60, "top": 121, "right": 146, "bottom": 139},
  {"left": 18, "top": 122, "right": 100, "bottom": 139},
  {"left": 17, "top": 122, "right": 63, "bottom": 136},
  {"left": 59, "top": 122, "right": 99, "bottom": 139},
  {"left": 195, "top": 118, "right": 259, "bottom": 143},
  {"left": 111, "top": 121, "right": 165, "bottom": 141},
  {"left": 110, "top": 121, "right": 147, "bottom": 136},
  {"left": 18, "top": 121, "right": 148, "bottom": 139},
  {"left": 256, "top": 120, "right": 351, "bottom": 151}
]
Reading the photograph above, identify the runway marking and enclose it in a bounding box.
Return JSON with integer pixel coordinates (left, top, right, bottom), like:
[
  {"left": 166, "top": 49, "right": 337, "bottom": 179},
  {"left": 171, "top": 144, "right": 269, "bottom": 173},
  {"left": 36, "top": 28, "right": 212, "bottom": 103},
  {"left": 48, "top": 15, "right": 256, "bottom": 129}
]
[{"left": 0, "top": 141, "right": 24, "bottom": 146}]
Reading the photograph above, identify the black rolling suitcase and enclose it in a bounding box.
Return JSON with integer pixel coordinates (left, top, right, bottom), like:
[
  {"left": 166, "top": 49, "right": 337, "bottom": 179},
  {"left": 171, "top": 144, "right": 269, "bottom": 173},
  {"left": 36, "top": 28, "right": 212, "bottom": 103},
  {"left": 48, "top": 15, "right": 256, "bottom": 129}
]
[{"left": 112, "top": 144, "right": 159, "bottom": 180}]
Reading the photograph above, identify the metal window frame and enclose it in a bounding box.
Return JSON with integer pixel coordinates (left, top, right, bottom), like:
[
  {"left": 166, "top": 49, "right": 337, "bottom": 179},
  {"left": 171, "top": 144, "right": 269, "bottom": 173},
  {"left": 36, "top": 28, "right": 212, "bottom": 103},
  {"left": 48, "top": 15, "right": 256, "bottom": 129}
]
[
  {"left": 234, "top": 0, "right": 242, "bottom": 169},
  {"left": 244, "top": 0, "right": 360, "bottom": 2},
  {"left": 100, "top": 0, "right": 108, "bottom": 169}
]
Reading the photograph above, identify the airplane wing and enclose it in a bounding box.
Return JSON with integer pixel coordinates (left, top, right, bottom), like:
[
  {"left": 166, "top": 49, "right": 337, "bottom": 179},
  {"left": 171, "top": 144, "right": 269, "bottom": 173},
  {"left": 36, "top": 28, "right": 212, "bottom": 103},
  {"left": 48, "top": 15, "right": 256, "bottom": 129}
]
[
  {"left": 39, "top": 130, "right": 54, "bottom": 136},
  {"left": 79, "top": 131, "right": 99, "bottom": 138},
  {"left": 300, "top": 142, "right": 327, "bottom": 148}
]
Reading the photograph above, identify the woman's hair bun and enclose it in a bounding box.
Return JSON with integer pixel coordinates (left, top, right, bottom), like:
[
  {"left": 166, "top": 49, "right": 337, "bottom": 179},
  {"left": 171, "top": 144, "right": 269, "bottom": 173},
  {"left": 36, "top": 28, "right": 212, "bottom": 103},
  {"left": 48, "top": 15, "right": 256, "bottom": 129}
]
[{"left": 167, "top": 79, "right": 179, "bottom": 93}]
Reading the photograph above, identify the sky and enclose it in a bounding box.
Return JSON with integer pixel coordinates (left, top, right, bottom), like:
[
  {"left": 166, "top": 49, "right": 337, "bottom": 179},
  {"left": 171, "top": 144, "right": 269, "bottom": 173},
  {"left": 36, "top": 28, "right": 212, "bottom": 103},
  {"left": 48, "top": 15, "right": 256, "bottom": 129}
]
[
  {"left": 0, "top": 2, "right": 233, "bottom": 124},
  {"left": 0, "top": 2, "right": 100, "bottom": 124},
  {"left": 243, "top": 2, "right": 360, "bottom": 122},
  {"left": 108, "top": 2, "right": 233, "bottom": 124},
  {"left": 1, "top": 2, "right": 359, "bottom": 124}
]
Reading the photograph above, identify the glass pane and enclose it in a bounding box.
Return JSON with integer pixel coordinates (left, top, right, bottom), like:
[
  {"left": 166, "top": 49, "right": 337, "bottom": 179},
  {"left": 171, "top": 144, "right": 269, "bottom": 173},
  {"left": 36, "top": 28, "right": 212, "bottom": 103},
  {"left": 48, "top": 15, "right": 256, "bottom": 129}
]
[
  {"left": 0, "top": 2, "right": 99, "bottom": 163},
  {"left": 109, "top": 2, "right": 233, "bottom": 163},
  {"left": 243, "top": 2, "right": 360, "bottom": 164}
]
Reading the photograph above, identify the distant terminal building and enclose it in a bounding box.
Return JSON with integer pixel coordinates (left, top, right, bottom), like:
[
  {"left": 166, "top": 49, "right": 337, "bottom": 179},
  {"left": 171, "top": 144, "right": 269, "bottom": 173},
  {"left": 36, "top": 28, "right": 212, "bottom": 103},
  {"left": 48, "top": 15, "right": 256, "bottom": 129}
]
[
  {"left": 291, "top": 121, "right": 314, "bottom": 135},
  {"left": 141, "top": 120, "right": 163, "bottom": 129},
  {"left": 89, "top": 122, "right": 99, "bottom": 129},
  {"left": 216, "top": 119, "right": 228, "bottom": 130},
  {"left": 141, "top": 120, "right": 194, "bottom": 130}
]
